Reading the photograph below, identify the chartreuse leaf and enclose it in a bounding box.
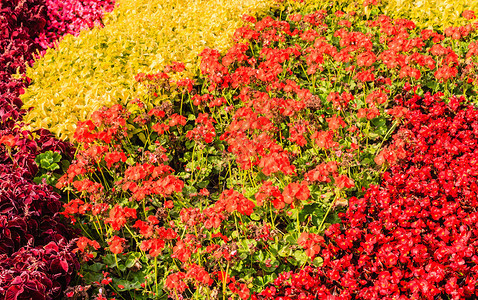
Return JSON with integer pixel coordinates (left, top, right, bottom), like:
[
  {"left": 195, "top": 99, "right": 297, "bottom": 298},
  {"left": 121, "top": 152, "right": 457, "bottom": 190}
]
[{"left": 21, "top": 0, "right": 278, "bottom": 140}]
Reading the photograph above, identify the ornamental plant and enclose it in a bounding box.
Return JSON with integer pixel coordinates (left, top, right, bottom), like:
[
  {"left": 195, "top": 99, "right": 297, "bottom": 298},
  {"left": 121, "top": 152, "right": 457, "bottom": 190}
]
[
  {"left": 0, "top": 0, "right": 113, "bottom": 298},
  {"left": 53, "top": 2, "right": 478, "bottom": 297},
  {"left": 256, "top": 91, "right": 478, "bottom": 299},
  {"left": 291, "top": 0, "right": 478, "bottom": 30},
  {"left": 0, "top": 0, "right": 114, "bottom": 128},
  {"left": 20, "top": 0, "right": 278, "bottom": 140}
]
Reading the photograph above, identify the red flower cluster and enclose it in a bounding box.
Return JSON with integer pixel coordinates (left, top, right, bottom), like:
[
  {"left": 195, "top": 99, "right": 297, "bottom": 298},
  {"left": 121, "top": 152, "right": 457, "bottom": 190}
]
[
  {"left": 297, "top": 232, "right": 324, "bottom": 259},
  {"left": 216, "top": 189, "right": 256, "bottom": 216},
  {"left": 186, "top": 113, "right": 217, "bottom": 143},
  {"left": 257, "top": 92, "right": 478, "bottom": 299}
]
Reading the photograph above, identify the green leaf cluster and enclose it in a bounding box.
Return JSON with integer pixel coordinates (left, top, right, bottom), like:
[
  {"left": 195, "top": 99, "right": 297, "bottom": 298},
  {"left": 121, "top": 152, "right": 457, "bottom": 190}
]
[{"left": 33, "top": 150, "right": 68, "bottom": 185}]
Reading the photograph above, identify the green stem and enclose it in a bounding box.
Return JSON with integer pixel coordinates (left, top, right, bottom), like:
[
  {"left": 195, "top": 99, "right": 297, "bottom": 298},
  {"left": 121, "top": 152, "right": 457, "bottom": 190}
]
[
  {"left": 155, "top": 256, "right": 159, "bottom": 297},
  {"left": 318, "top": 191, "right": 339, "bottom": 232}
]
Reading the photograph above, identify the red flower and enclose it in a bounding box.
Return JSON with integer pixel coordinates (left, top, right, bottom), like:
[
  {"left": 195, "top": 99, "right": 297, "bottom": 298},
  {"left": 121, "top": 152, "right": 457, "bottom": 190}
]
[
  {"left": 355, "top": 68, "right": 375, "bottom": 82},
  {"left": 108, "top": 236, "right": 126, "bottom": 254},
  {"left": 165, "top": 272, "right": 187, "bottom": 293},
  {"left": 356, "top": 51, "right": 376, "bottom": 67},
  {"left": 334, "top": 174, "right": 355, "bottom": 189},
  {"left": 283, "top": 181, "right": 310, "bottom": 204},
  {"left": 164, "top": 200, "right": 174, "bottom": 209},
  {"left": 169, "top": 114, "right": 187, "bottom": 126},
  {"left": 74, "top": 120, "right": 97, "bottom": 143},
  {"left": 133, "top": 220, "right": 154, "bottom": 238},
  {"left": 366, "top": 90, "right": 388, "bottom": 107},
  {"left": 75, "top": 236, "right": 100, "bottom": 253},
  {"left": 104, "top": 205, "right": 127, "bottom": 231},
  {"left": 140, "top": 238, "right": 165, "bottom": 257},
  {"left": 462, "top": 10, "right": 476, "bottom": 20},
  {"left": 186, "top": 263, "right": 212, "bottom": 286},
  {"left": 148, "top": 108, "right": 165, "bottom": 118},
  {"left": 326, "top": 115, "right": 347, "bottom": 131},
  {"left": 298, "top": 232, "right": 324, "bottom": 259},
  {"left": 104, "top": 151, "right": 127, "bottom": 168},
  {"left": 217, "top": 189, "right": 256, "bottom": 216},
  {"left": 0, "top": 135, "right": 15, "bottom": 147}
]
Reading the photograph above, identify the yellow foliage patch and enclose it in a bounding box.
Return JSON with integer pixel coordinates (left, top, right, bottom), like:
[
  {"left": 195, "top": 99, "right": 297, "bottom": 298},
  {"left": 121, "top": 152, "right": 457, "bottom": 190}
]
[
  {"left": 22, "top": 0, "right": 277, "bottom": 140},
  {"left": 291, "top": 0, "right": 478, "bottom": 29}
]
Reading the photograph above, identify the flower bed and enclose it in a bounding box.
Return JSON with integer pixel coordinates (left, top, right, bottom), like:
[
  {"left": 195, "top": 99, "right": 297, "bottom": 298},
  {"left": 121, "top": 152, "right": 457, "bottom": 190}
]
[
  {"left": 20, "top": 0, "right": 277, "bottom": 140},
  {"left": 52, "top": 1, "right": 478, "bottom": 299},
  {"left": 0, "top": 0, "right": 113, "bottom": 298},
  {"left": 5, "top": 0, "right": 478, "bottom": 299}
]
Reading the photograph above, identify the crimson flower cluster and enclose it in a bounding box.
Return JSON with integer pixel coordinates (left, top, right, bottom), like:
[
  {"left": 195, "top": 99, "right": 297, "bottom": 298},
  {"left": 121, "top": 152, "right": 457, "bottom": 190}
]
[{"left": 256, "top": 92, "right": 478, "bottom": 299}]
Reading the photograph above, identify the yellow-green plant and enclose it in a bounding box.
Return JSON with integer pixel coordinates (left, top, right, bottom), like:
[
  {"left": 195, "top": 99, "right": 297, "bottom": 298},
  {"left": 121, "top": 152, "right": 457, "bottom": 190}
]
[
  {"left": 379, "top": 0, "right": 477, "bottom": 29},
  {"left": 21, "top": 0, "right": 277, "bottom": 140},
  {"left": 283, "top": 0, "right": 477, "bottom": 29}
]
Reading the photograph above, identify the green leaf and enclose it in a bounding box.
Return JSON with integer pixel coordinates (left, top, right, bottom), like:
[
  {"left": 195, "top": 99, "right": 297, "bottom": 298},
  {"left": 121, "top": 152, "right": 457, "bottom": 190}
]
[
  {"left": 250, "top": 213, "right": 260, "bottom": 221},
  {"left": 117, "top": 263, "right": 127, "bottom": 271},
  {"left": 49, "top": 163, "right": 60, "bottom": 171},
  {"left": 125, "top": 157, "right": 136, "bottom": 166},
  {"left": 313, "top": 256, "right": 324, "bottom": 267},
  {"left": 278, "top": 245, "right": 292, "bottom": 257},
  {"left": 85, "top": 262, "right": 105, "bottom": 273},
  {"left": 293, "top": 250, "right": 308, "bottom": 265},
  {"left": 138, "top": 132, "right": 147, "bottom": 144},
  {"left": 52, "top": 152, "right": 61, "bottom": 162},
  {"left": 103, "top": 254, "right": 117, "bottom": 268}
]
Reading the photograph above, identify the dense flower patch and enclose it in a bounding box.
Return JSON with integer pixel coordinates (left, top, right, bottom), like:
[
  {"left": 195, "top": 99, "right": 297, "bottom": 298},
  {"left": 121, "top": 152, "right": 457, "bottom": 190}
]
[
  {"left": 37, "top": 0, "right": 115, "bottom": 51},
  {"left": 53, "top": 2, "right": 478, "bottom": 299},
  {"left": 7, "top": 0, "right": 478, "bottom": 299},
  {"left": 0, "top": 0, "right": 113, "bottom": 298},
  {"left": 0, "top": 0, "right": 114, "bottom": 127},
  {"left": 1, "top": 0, "right": 48, "bottom": 125},
  {"left": 256, "top": 92, "right": 478, "bottom": 299}
]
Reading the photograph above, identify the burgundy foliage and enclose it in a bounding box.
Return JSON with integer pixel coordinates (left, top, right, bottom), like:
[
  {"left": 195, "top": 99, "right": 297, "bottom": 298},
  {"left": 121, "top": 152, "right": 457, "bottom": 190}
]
[
  {"left": 256, "top": 92, "right": 478, "bottom": 300},
  {"left": 0, "top": 0, "right": 113, "bottom": 298},
  {"left": 37, "top": 0, "right": 115, "bottom": 51},
  {"left": 0, "top": 0, "right": 48, "bottom": 124}
]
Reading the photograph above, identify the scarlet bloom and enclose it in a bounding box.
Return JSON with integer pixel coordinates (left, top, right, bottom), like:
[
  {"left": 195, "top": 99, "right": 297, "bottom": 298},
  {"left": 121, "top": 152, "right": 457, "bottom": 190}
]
[
  {"left": 132, "top": 220, "right": 153, "bottom": 238},
  {"left": 386, "top": 106, "right": 409, "bottom": 119},
  {"left": 334, "top": 174, "right": 355, "bottom": 189},
  {"left": 237, "top": 283, "right": 250, "bottom": 300},
  {"left": 356, "top": 51, "right": 376, "bottom": 67},
  {"left": 164, "top": 200, "right": 174, "bottom": 209},
  {"left": 104, "top": 151, "right": 127, "bottom": 168},
  {"left": 366, "top": 90, "right": 388, "bottom": 107},
  {"left": 298, "top": 232, "right": 324, "bottom": 259},
  {"left": 283, "top": 181, "right": 310, "bottom": 204},
  {"left": 217, "top": 189, "right": 255, "bottom": 216},
  {"left": 355, "top": 69, "right": 375, "bottom": 82},
  {"left": 0, "top": 134, "right": 15, "bottom": 147},
  {"left": 140, "top": 238, "right": 165, "bottom": 257},
  {"left": 148, "top": 108, "right": 165, "bottom": 118},
  {"left": 462, "top": 10, "right": 476, "bottom": 20},
  {"left": 108, "top": 236, "right": 126, "bottom": 254},
  {"left": 165, "top": 272, "right": 187, "bottom": 293},
  {"left": 169, "top": 114, "right": 187, "bottom": 127},
  {"left": 186, "top": 263, "right": 212, "bottom": 286},
  {"left": 326, "top": 115, "right": 346, "bottom": 131},
  {"left": 171, "top": 240, "right": 192, "bottom": 262},
  {"left": 104, "top": 205, "right": 127, "bottom": 231},
  {"left": 75, "top": 236, "right": 100, "bottom": 253}
]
